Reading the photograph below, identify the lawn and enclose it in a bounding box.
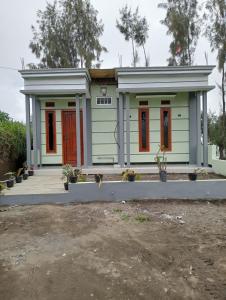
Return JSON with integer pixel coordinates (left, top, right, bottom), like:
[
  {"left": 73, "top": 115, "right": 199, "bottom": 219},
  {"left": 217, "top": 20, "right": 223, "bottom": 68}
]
[{"left": 0, "top": 201, "right": 226, "bottom": 300}]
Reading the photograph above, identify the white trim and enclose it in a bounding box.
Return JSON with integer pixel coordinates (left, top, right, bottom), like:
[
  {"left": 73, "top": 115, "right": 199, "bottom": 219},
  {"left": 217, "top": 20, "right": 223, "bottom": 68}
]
[{"left": 96, "top": 96, "right": 112, "bottom": 105}]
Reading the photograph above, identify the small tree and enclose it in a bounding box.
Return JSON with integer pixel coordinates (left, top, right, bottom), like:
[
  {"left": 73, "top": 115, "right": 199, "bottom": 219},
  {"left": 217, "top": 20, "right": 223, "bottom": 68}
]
[
  {"left": 204, "top": 0, "right": 226, "bottom": 159},
  {"left": 116, "top": 5, "right": 149, "bottom": 67},
  {"left": 158, "top": 0, "right": 200, "bottom": 66},
  {"left": 29, "top": 0, "right": 107, "bottom": 68}
]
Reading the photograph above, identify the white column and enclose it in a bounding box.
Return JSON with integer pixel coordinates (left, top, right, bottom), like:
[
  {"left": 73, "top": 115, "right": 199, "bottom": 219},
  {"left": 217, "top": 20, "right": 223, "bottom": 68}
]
[
  {"left": 118, "top": 93, "right": 125, "bottom": 167},
  {"left": 126, "top": 93, "right": 130, "bottom": 167},
  {"left": 25, "top": 95, "right": 31, "bottom": 167},
  {"left": 75, "top": 95, "right": 81, "bottom": 168},
  {"left": 32, "top": 95, "right": 38, "bottom": 169},
  {"left": 83, "top": 96, "right": 88, "bottom": 167},
  {"left": 196, "top": 92, "right": 201, "bottom": 166},
  {"left": 203, "top": 91, "right": 208, "bottom": 167}
]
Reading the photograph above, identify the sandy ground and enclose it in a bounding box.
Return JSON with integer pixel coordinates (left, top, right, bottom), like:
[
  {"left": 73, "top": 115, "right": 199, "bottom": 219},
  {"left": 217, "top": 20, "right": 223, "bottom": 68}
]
[{"left": 0, "top": 201, "right": 226, "bottom": 300}]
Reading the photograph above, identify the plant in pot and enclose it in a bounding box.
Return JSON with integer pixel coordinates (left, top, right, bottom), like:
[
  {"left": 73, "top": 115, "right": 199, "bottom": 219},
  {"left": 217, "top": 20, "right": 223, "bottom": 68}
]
[
  {"left": 94, "top": 174, "right": 103, "bottom": 188},
  {"left": 62, "top": 164, "right": 72, "bottom": 191},
  {"left": 70, "top": 168, "right": 82, "bottom": 183},
  {"left": 155, "top": 146, "right": 167, "bottom": 182},
  {"left": 188, "top": 168, "right": 208, "bottom": 181},
  {"left": 15, "top": 168, "right": 23, "bottom": 183},
  {"left": 122, "top": 169, "right": 136, "bottom": 182},
  {"left": 22, "top": 163, "right": 29, "bottom": 180},
  {"left": 4, "top": 172, "right": 15, "bottom": 188},
  {"left": 28, "top": 165, "right": 34, "bottom": 176}
]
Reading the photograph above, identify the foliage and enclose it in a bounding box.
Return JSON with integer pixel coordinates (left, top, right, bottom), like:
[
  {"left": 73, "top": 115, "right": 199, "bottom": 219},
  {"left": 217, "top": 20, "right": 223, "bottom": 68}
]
[
  {"left": 4, "top": 172, "right": 15, "bottom": 180},
  {"left": 155, "top": 145, "right": 167, "bottom": 172},
  {"left": 194, "top": 168, "right": 208, "bottom": 175},
  {"left": 116, "top": 5, "right": 150, "bottom": 67},
  {"left": 208, "top": 112, "right": 226, "bottom": 159},
  {"left": 135, "top": 214, "right": 150, "bottom": 223},
  {"left": 62, "top": 164, "right": 74, "bottom": 183},
  {"left": 158, "top": 0, "right": 200, "bottom": 66},
  {"left": 78, "top": 174, "right": 86, "bottom": 182},
  {"left": 0, "top": 112, "right": 26, "bottom": 165},
  {"left": 0, "top": 182, "right": 6, "bottom": 194},
  {"left": 204, "top": 0, "right": 226, "bottom": 159},
  {"left": 29, "top": 0, "right": 107, "bottom": 69},
  {"left": 121, "top": 169, "right": 136, "bottom": 181}
]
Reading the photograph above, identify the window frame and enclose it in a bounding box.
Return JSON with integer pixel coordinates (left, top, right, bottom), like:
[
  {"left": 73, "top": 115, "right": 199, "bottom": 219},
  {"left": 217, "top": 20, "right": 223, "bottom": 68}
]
[
  {"left": 160, "top": 107, "right": 172, "bottom": 152},
  {"left": 96, "top": 97, "right": 112, "bottom": 106},
  {"left": 138, "top": 107, "right": 150, "bottom": 152},
  {"left": 45, "top": 110, "right": 57, "bottom": 154}
]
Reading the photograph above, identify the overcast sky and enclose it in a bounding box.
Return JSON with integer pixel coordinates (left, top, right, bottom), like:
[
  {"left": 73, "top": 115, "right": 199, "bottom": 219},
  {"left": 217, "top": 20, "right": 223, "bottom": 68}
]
[{"left": 0, "top": 0, "right": 222, "bottom": 122}]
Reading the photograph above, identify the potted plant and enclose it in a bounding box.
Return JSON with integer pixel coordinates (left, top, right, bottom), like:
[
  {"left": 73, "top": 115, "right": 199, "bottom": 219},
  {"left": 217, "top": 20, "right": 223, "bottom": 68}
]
[
  {"left": 188, "top": 168, "right": 208, "bottom": 181},
  {"left": 155, "top": 146, "right": 167, "bottom": 182},
  {"left": 4, "top": 172, "right": 15, "bottom": 188},
  {"left": 70, "top": 168, "right": 81, "bottom": 183},
  {"left": 28, "top": 165, "right": 34, "bottom": 176},
  {"left": 22, "top": 162, "right": 29, "bottom": 180},
  {"left": 15, "top": 168, "right": 23, "bottom": 183},
  {"left": 94, "top": 174, "right": 103, "bottom": 188},
  {"left": 122, "top": 169, "right": 136, "bottom": 182},
  {"left": 62, "top": 164, "right": 74, "bottom": 190}
]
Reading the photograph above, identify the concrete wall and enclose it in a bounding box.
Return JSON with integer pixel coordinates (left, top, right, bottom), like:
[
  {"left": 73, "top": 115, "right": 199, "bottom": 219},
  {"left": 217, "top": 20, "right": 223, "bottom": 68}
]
[
  {"left": 212, "top": 159, "right": 226, "bottom": 176},
  {"left": 91, "top": 84, "right": 118, "bottom": 164},
  {"left": 125, "top": 93, "right": 189, "bottom": 163}
]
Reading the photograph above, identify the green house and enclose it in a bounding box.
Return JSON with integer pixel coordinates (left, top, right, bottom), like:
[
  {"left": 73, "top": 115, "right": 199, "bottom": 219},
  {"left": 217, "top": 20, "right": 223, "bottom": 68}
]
[{"left": 19, "top": 66, "right": 215, "bottom": 168}]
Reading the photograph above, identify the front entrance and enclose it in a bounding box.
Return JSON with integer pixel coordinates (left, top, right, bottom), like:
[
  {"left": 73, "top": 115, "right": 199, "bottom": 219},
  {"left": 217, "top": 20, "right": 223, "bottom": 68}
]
[{"left": 62, "top": 110, "right": 84, "bottom": 166}]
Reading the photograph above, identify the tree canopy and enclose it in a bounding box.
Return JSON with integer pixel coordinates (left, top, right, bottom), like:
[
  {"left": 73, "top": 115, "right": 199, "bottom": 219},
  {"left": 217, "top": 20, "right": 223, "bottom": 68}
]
[
  {"left": 158, "top": 0, "right": 200, "bottom": 66},
  {"left": 29, "top": 0, "right": 107, "bottom": 69}
]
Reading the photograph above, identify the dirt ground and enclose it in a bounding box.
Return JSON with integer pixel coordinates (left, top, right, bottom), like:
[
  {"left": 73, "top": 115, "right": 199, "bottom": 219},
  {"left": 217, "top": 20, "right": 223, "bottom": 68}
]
[{"left": 0, "top": 201, "right": 226, "bottom": 300}]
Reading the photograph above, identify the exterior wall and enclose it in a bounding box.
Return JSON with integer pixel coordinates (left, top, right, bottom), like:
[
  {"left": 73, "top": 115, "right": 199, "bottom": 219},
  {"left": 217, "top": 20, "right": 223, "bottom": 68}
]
[
  {"left": 125, "top": 93, "right": 189, "bottom": 163},
  {"left": 90, "top": 84, "right": 118, "bottom": 164},
  {"left": 40, "top": 98, "right": 82, "bottom": 165},
  {"left": 212, "top": 159, "right": 226, "bottom": 176}
]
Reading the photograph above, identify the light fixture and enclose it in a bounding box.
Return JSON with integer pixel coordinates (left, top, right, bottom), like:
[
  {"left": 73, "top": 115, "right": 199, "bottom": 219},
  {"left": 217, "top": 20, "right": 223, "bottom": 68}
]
[{"left": 100, "top": 87, "right": 107, "bottom": 96}]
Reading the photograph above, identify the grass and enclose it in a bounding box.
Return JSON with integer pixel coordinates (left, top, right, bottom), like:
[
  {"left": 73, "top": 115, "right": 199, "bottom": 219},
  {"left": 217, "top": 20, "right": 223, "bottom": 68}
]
[
  {"left": 113, "top": 208, "right": 123, "bottom": 213},
  {"left": 135, "top": 214, "right": 150, "bottom": 223},
  {"left": 120, "top": 213, "right": 130, "bottom": 221}
]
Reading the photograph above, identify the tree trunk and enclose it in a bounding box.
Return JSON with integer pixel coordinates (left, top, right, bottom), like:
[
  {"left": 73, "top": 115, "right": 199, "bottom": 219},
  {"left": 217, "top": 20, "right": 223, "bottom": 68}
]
[
  {"left": 131, "top": 38, "right": 136, "bottom": 67},
  {"left": 142, "top": 44, "right": 148, "bottom": 67},
  {"left": 221, "top": 65, "right": 225, "bottom": 159}
]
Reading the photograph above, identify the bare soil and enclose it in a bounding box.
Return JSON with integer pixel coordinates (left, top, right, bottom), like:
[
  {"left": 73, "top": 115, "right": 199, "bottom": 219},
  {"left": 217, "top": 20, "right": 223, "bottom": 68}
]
[{"left": 0, "top": 201, "right": 226, "bottom": 300}]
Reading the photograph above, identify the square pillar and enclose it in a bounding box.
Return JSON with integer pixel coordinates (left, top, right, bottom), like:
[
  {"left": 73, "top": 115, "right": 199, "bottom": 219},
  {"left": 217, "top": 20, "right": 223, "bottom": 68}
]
[
  {"left": 203, "top": 91, "right": 208, "bottom": 167},
  {"left": 82, "top": 96, "right": 88, "bottom": 168},
  {"left": 25, "top": 95, "right": 31, "bottom": 167},
  {"left": 75, "top": 95, "right": 81, "bottom": 168},
  {"left": 32, "top": 95, "right": 38, "bottom": 169},
  {"left": 125, "top": 93, "right": 130, "bottom": 167},
  {"left": 196, "top": 92, "right": 201, "bottom": 166},
  {"left": 118, "top": 93, "right": 125, "bottom": 167}
]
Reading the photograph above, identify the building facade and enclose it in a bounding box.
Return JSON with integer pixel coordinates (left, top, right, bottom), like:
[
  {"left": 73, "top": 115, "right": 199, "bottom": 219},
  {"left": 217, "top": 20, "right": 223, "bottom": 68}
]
[{"left": 19, "top": 66, "right": 215, "bottom": 168}]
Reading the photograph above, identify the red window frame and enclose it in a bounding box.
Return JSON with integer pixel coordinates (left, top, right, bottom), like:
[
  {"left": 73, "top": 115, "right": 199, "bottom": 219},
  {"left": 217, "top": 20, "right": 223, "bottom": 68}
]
[
  {"left": 45, "top": 110, "right": 57, "bottom": 153},
  {"left": 138, "top": 108, "right": 150, "bottom": 152},
  {"left": 160, "top": 107, "right": 172, "bottom": 152}
]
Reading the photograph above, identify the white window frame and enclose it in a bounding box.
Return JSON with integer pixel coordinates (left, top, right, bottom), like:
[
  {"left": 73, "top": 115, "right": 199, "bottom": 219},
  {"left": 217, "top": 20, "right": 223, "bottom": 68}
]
[{"left": 96, "top": 97, "right": 112, "bottom": 106}]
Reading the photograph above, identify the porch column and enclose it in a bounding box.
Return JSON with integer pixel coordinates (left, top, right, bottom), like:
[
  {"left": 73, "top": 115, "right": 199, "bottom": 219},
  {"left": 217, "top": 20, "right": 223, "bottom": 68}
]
[
  {"left": 75, "top": 95, "right": 81, "bottom": 168},
  {"left": 32, "top": 95, "right": 38, "bottom": 169},
  {"left": 118, "top": 93, "right": 125, "bottom": 167},
  {"left": 196, "top": 92, "right": 201, "bottom": 166},
  {"left": 25, "top": 95, "right": 31, "bottom": 167},
  {"left": 202, "top": 91, "right": 208, "bottom": 167},
  {"left": 82, "top": 95, "right": 88, "bottom": 167},
  {"left": 125, "top": 93, "right": 130, "bottom": 167}
]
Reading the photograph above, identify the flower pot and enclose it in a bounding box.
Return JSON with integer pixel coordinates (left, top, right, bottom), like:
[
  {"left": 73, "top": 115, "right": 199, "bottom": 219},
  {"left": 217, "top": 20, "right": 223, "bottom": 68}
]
[
  {"left": 69, "top": 176, "right": 77, "bottom": 183},
  {"left": 159, "top": 170, "right": 167, "bottom": 182},
  {"left": 23, "top": 173, "right": 28, "bottom": 180},
  {"left": 6, "top": 179, "right": 14, "bottom": 188},
  {"left": 28, "top": 170, "right": 34, "bottom": 176},
  {"left": 64, "top": 182, "right": 69, "bottom": 191},
  {"left": 94, "top": 174, "right": 103, "bottom": 183},
  {"left": 16, "top": 176, "right": 22, "bottom": 183},
  {"left": 128, "top": 174, "right": 136, "bottom": 182},
  {"left": 188, "top": 173, "right": 197, "bottom": 181}
]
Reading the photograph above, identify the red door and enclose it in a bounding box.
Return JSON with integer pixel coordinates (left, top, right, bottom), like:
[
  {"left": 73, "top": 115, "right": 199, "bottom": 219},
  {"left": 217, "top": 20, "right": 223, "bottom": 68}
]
[{"left": 62, "top": 111, "right": 84, "bottom": 166}]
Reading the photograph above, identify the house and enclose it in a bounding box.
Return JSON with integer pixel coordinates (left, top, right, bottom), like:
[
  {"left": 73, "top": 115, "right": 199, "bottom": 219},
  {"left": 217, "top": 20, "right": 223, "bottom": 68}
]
[{"left": 19, "top": 66, "right": 215, "bottom": 169}]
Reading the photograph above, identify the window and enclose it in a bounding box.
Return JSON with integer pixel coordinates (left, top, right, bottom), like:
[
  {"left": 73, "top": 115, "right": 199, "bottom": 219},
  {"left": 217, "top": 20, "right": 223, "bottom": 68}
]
[
  {"left": 161, "top": 108, "right": 172, "bottom": 151},
  {"left": 139, "top": 108, "right": 150, "bottom": 152},
  {"left": 96, "top": 97, "right": 112, "bottom": 105},
  {"left": 45, "top": 111, "right": 56, "bottom": 153},
  {"left": 45, "top": 102, "right": 55, "bottom": 107},
  {"left": 161, "top": 100, "right": 171, "bottom": 105},
  {"left": 68, "top": 101, "right": 76, "bottom": 107},
  {"left": 139, "top": 101, "right": 148, "bottom": 106}
]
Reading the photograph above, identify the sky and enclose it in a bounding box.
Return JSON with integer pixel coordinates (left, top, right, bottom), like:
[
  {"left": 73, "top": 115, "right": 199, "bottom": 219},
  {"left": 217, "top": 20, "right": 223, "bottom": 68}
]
[{"left": 0, "top": 0, "right": 222, "bottom": 122}]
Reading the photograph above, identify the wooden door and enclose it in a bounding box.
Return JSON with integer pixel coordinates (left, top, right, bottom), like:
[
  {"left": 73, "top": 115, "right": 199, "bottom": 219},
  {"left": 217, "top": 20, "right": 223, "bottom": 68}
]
[{"left": 62, "top": 111, "right": 84, "bottom": 166}]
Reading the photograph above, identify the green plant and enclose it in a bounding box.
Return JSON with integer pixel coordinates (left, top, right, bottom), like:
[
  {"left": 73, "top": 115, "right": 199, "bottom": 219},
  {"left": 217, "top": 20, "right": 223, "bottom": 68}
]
[
  {"left": 121, "top": 169, "right": 136, "bottom": 181},
  {"left": 4, "top": 172, "right": 15, "bottom": 180},
  {"left": 73, "top": 168, "right": 82, "bottom": 177},
  {"left": 78, "top": 174, "right": 87, "bottom": 182},
  {"left": 113, "top": 208, "right": 123, "bottom": 213},
  {"left": 135, "top": 174, "right": 142, "bottom": 181},
  {"left": 61, "top": 164, "right": 74, "bottom": 183},
  {"left": 135, "top": 214, "right": 150, "bottom": 223},
  {"left": 121, "top": 213, "right": 130, "bottom": 221},
  {"left": 194, "top": 168, "right": 208, "bottom": 176},
  {"left": 0, "top": 182, "right": 6, "bottom": 194},
  {"left": 155, "top": 145, "right": 167, "bottom": 172}
]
